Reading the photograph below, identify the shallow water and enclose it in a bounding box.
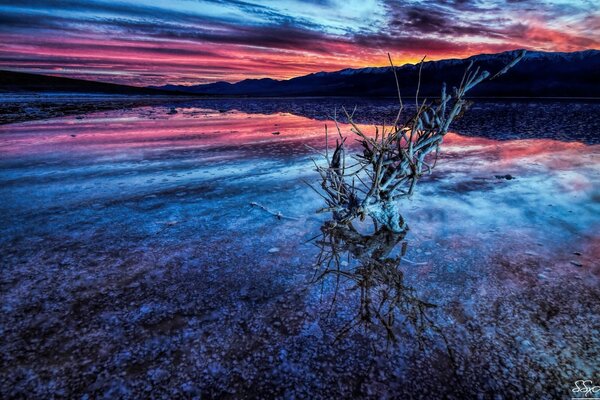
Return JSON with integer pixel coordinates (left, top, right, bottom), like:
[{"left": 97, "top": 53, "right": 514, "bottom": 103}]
[{"left": 1, "top": 101, "right": 599, "bottom": 398}]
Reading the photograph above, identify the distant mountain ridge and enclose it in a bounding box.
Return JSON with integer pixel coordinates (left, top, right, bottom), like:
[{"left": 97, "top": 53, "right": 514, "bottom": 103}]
[
  {"left": 156, "top": 49, "right": 600, "bottom": 98},
  {"left": 0, "top": 70, "right": 187, "bottom": 96}
]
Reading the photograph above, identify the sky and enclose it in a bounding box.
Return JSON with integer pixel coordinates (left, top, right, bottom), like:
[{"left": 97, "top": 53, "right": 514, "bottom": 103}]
[{"left": 0, "top": 0, "right": 598, "bottom": 86}]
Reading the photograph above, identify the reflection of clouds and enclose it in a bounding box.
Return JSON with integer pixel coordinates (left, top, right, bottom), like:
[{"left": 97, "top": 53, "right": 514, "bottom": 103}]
[
  {"left": 447, "top": 136, "right": 588, "bottom": 168},
  {"left": 0, "top": 108, "right": 336, "bottom": 156},
  {"left": 1, "top": 105, "right": 596, "bottom": 245}
]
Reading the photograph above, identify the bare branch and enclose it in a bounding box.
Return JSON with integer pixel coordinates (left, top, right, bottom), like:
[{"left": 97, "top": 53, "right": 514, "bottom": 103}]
[{"left": 308, "top": 52, "right": 525, "bottom": 232}]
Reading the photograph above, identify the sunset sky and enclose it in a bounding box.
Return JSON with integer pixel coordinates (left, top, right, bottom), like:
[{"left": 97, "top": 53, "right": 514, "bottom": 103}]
[{"left": 0, "top": 0, "right": 598, "bottom": 86}]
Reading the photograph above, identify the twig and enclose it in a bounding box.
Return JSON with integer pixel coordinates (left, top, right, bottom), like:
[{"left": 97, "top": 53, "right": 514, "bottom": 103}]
[
  {"left": 400, "top": 257, "right": 428, "bottom": 265},
  {"left": 388, "top": 53, "right": 403, "bottom": 127},
  {"left": 249, "top": 202, "right": 299, "bottom": 220}
]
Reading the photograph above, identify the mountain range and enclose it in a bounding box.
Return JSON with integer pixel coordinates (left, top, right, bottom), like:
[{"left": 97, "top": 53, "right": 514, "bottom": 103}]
[
  {"left": 2, "top": 49, "right": 598, "bottom": 98},
  {"left": 156, "top": 49, "right": 600, "bottom": 98},
  {"left": 0, "top": 70, "right": 183, "bottom": 96}
]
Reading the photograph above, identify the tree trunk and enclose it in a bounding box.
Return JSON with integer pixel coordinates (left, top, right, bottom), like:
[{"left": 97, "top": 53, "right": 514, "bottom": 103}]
[{"left": 366, "top": 201, "right": 407, "bottom": 234}]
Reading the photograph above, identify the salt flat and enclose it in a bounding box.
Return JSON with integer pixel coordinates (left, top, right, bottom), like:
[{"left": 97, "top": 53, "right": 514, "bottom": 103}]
[{"left": 1, "top": 101, "right": 598, "bottom": 398}]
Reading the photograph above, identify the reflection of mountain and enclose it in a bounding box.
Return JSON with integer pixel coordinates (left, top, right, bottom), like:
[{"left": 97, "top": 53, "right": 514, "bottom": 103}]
[
  {"left": 159, "top": 50, "right": 600, "bottom": 98},
  {"left": 182, "top": 98, "right": 600, "bottom": 145},
  {"left": 312, "top": 222, "right": 444, "bottom": 345}
]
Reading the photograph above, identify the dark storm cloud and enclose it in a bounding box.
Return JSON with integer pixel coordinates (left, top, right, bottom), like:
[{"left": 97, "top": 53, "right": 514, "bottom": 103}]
[{"left": 390, "top": 6, "right": 505, "bottom": 37}]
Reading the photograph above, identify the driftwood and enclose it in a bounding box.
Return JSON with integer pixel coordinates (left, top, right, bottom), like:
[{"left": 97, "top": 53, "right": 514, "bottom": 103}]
[
  {"left": 249, "top": 201, "right": 299, "bottom": 220},
  {"left": 309, "top": 51, "right": 526, "bottom": 232}
]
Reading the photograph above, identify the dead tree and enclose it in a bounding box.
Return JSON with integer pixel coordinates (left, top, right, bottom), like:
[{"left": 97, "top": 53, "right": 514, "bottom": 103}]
[{"left": 309, "top": 51, "right": 526, "bottom": 233}]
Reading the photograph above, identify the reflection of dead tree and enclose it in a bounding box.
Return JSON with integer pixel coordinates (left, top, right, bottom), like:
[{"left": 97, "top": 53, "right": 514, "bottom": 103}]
[
  {"left": 308, "top": 51, "right": 525, "bottom": 233},
  {"left": 312, "top": 222, "right": 445, "bottom": 348}
]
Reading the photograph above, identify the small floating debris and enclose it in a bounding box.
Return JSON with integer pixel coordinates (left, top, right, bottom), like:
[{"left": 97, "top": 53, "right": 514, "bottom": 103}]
[
  {"left": 495, "top": 174, "right": 515, "bottom": 180},
  {"left": 167, "top": 107, "right": 178, "bottom": 114},
  {"left": 70, "top": 134, "right": 77, "bottom": 137},
  {"left": 268, "top": 247, "right": 280, "bottom": 254},
  {"left": 272, "top": 131, "right": 281, "bottom": 135}
]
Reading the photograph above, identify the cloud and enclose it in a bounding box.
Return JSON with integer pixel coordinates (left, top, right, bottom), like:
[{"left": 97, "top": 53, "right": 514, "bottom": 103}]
[{"left": 0, "top": 0, "right": 597, "bottom": 85}]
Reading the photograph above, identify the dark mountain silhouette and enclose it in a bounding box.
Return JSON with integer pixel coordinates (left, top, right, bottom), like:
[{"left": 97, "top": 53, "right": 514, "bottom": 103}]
[
  {"left": 157, "top": 49, "right": 600, "bottom": 98},
  {"left": 0, "top": 70, "right": 187, "bottom": 96}
]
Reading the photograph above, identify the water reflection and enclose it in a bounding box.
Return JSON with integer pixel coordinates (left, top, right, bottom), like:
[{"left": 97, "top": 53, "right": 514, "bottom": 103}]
[
  {"left": 1, "top": 102, "right": 598, "bottom": 397},
  {"left": 311, "top": 222, "right": 450, "bottom": 352},
  {"left": 173, "top": 98, "right": 600, "bottom": 144}
]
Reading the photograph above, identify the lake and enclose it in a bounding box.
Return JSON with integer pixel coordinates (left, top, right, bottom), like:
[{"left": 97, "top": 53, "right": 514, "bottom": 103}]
[{"left": 1, "top": 98, "right": 599, "bottom": 398}]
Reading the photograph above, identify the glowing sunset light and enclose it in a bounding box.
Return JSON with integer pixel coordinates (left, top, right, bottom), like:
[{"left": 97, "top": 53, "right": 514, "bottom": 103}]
[{"left": 0, "top": 0, "right": 598, "bottom": 85}]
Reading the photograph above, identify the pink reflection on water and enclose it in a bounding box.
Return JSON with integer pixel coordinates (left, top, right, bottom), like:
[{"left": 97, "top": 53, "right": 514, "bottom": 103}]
[
  {"left": 442, "top": 132, "right": 587, "bottom": 161},
  {"left": 0, "top": 109, "right": 332, "bottom": 156},
  {"left": 0, "top": 107, "right": 595, "bottom": 168}
]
